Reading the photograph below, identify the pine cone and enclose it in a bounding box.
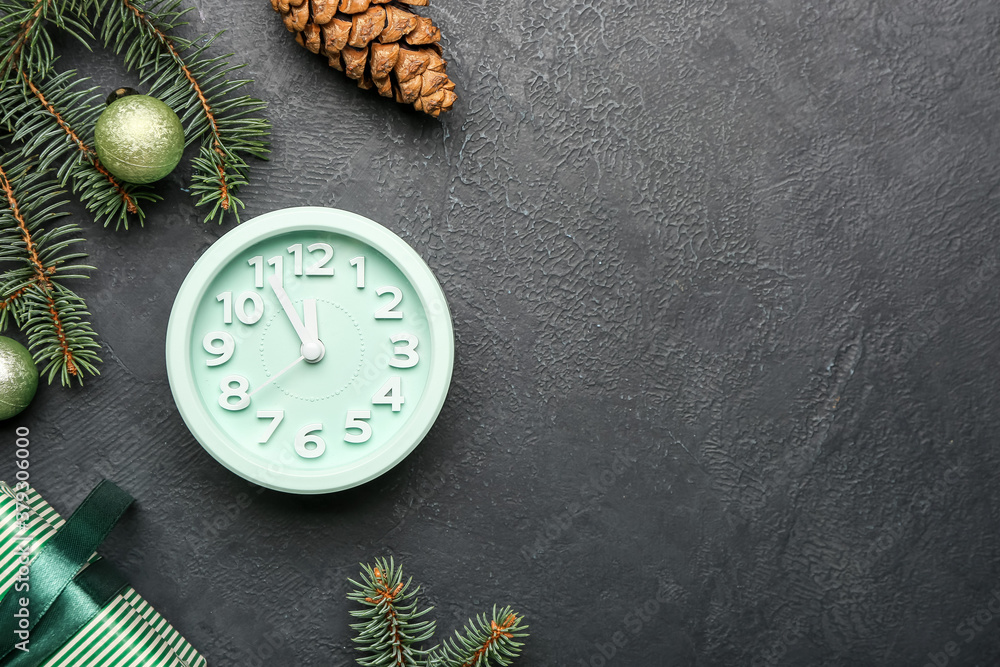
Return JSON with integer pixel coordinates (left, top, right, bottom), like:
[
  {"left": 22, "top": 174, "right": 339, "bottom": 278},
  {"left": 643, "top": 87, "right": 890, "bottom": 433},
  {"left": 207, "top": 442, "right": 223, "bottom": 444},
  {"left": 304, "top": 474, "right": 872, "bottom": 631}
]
[{"left": 271, "top": 0, "right": 457, "bottom": 117}]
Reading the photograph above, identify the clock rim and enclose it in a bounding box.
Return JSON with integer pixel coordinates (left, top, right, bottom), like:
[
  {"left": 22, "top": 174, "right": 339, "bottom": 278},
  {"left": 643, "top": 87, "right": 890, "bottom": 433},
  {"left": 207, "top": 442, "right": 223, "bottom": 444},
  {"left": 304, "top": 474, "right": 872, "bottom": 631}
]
[{"left": 165, "top": 206, "right": 455, "bottom": 494}]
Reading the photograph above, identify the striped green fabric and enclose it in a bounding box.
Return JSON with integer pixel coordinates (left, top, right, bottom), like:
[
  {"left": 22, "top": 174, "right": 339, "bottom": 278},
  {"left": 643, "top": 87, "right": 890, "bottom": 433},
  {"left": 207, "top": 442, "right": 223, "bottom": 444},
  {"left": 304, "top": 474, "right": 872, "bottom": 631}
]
[{"left": 0, "top": 483, "right": 206, "bottom": 667}]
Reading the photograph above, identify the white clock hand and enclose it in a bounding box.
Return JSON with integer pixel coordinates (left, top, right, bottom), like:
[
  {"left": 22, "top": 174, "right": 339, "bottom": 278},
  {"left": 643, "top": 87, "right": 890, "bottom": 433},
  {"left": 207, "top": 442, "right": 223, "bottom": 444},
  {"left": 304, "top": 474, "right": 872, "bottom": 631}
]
[
  {"left": 304, "top": 297, "right": 318, "bottom": 341},
  {"left": 268, "top": 275, "right": 325, "bottom": 362},
  {"left": 249, "top": 354, "right": 305, "bottom": 397},
  {"left": 269, "top": 275, "right": 310, "bottom": 342}
]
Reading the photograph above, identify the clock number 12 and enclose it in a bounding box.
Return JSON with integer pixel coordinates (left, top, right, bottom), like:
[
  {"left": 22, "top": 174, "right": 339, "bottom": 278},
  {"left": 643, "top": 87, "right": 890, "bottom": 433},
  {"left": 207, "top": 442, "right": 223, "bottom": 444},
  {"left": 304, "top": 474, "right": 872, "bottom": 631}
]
[
  {"left": 251, "top": 245, "right": 335, "bottom": 287},
  {"left": 287, "top": 243, "right": 335, "bottom": 276}
]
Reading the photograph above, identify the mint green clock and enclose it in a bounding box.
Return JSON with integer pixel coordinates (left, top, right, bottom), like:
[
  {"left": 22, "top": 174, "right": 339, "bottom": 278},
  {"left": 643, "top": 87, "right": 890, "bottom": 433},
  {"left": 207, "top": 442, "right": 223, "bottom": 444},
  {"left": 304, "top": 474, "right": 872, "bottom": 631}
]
[{"left": 165, "top": 207, "right": 454, "bottom": 494}]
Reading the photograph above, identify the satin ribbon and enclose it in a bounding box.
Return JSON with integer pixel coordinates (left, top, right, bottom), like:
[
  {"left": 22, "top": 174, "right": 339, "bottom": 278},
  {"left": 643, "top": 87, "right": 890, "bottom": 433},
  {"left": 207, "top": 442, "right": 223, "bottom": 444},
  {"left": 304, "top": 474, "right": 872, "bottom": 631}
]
[{"left": 0, "top": 481, "right": 134, "bottom": 667}]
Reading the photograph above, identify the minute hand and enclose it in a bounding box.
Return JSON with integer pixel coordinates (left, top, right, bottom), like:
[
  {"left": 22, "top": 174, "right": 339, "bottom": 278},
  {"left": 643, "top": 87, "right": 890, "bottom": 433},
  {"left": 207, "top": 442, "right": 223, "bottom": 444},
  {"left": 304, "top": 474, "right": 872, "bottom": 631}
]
[{"left": 268, "top": 275, "right": 315, "bottom": 345}]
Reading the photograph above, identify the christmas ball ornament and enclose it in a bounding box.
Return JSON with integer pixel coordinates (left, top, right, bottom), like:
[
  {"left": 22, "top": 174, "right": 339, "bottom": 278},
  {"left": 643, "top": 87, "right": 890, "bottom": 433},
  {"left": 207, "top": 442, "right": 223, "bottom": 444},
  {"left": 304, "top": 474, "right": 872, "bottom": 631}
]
[
  {"left": 94, "top": 94, "right": 185, "bottom": 184},
  {"left": 0, "top": 337, "right": 38, "bottom": 420}
]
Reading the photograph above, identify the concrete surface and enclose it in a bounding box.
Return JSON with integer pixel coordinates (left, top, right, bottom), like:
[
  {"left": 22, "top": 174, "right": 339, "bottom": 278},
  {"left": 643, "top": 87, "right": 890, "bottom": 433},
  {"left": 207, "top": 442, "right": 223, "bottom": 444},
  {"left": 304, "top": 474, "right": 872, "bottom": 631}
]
[{"left": 5, "top": 0, "right": 1000, "bottom": 665}]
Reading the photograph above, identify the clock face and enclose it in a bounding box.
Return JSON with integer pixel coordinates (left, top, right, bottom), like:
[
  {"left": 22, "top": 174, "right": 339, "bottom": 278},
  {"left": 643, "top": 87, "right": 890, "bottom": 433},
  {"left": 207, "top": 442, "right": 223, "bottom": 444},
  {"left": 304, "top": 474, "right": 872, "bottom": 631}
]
[{"left": 165, "top": 208, "right": 454, "bottom": 494}]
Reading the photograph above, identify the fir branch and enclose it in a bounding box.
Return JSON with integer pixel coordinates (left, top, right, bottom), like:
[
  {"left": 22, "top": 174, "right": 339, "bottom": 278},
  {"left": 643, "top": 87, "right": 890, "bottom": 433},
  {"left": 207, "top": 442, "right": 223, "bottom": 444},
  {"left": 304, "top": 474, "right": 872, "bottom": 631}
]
[
  {"left": 427, "top": 607, "right": 528, "bottom": 667},
  {"left": 22, "top": 72, "right": 88, "bottom": 154},
  {"left": 347, "top": 558, "right": 437, "bottom": 667},
  {"left": 0, "top": 155, "right": 100, "bottom": 384},
  {"left": 0, "top": 0, "right": 269, "bottom": 383},
  {"left": 94, "top": 0, "right": 270, "bottom": 223},
  {"left": 348, "top": 560, "right": 529, "bottom": 667},
  {"left": 0, "top": 282, "right": 27, "bottom": 311},
  {"left": 0, "top": 0, "right": 92, "bottom": 81},
  {"left": 0, "top": 0, "right": 52, "bottom": 78},
  {"left": 0, "top": 67, "right": 160, "bottom": 228}
]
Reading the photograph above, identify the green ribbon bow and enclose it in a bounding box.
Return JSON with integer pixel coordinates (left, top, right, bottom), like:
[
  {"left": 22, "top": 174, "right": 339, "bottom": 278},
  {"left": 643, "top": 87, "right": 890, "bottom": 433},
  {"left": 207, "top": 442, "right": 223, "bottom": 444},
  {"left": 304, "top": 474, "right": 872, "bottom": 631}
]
[{"left": 0, "top": 480, "right": 134, "bottom": 667}]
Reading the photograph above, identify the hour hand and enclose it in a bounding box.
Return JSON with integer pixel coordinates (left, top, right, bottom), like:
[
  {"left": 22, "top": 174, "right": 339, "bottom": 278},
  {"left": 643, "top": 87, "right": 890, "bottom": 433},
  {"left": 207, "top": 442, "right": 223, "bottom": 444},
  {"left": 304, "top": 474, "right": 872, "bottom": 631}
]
[
  {"left": 268, "top": 275, "right": 325, "bottom": 362},
  {"left": 304, "top": 297, "right": 318, "bottom": 341}
]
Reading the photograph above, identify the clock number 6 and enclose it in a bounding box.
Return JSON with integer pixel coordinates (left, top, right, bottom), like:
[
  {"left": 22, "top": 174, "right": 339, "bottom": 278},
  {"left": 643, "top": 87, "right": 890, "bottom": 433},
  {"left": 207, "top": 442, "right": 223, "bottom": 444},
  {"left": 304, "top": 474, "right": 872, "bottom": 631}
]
[
  {"left": 344, "top": 410, "right": 372, "bottom": 444},
  {"left": 219, "top": 375, "right": 251, "bottom": 411},
  {"left": 295, "top": 424, "right": 326, "bottom": 458}
]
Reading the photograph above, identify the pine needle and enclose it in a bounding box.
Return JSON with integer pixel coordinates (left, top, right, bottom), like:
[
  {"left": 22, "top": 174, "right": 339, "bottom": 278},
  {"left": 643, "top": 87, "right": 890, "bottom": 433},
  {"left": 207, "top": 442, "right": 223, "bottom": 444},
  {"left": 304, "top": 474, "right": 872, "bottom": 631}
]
[
  {"left": 0, "top": 67, "right": 160, "bottom": 229},
  {"left": 347, "top": 557, "right": 437, "bottom": 667},
  {"left": 427, "top": 607, "right": 528, "bottom": 667},
  {"left": 93, "top": 0, "right": 270, "bottom": 223},
  {"left": 347, "top": 559, "right": 529, "bottom": 667},
  {"left": 0, "top": 154, "right": 100, "bottom": 385},
  {"left": 0, "top": 0, "right": 93, "bottom": 84},
  {"left": 0, "top": 0, "right": 270, "bottom": 378}
]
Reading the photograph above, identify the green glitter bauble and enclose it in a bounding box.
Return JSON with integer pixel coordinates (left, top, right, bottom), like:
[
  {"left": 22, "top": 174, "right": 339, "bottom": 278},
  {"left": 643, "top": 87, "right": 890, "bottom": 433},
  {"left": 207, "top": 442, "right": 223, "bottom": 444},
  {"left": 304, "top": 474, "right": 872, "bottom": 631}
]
[
  {"left": 0, "top": 337, "right": 38, "bottom": 420},
  {"left": 94, "top": 95, "right": 185, "bottom": 184}
]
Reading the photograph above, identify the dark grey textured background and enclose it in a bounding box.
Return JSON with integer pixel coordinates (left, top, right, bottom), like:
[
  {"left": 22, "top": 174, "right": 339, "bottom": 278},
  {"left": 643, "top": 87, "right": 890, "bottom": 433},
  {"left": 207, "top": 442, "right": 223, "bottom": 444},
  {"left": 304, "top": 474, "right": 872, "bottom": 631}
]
[{"left": 4, "top": 0, "right": 1000, "bottom": 665}]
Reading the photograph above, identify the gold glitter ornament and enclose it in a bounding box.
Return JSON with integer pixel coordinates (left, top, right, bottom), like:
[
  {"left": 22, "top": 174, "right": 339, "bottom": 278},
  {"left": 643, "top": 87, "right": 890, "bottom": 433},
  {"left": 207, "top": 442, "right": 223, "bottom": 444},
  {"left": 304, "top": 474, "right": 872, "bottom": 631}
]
[
  {"left": 0, "top": 337, "right": 38, "bottom": 420},
  {"left": 94, "top": 94, "right": 185, "bottom": 184}
]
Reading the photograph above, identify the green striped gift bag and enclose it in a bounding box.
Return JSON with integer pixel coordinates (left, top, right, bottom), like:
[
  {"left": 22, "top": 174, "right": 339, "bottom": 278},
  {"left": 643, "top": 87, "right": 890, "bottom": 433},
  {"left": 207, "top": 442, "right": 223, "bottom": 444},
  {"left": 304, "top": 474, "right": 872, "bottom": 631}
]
[{"left": 0, "top": 482, "right": 206, "bottom": 667}]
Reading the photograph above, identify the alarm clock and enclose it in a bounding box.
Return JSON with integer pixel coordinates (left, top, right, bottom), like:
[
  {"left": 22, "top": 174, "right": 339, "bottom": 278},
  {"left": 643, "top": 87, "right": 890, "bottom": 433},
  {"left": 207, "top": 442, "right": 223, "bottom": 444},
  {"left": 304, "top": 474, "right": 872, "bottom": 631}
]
[{"left": 165, "top": 207, "right": 454, "bottom": 493}]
